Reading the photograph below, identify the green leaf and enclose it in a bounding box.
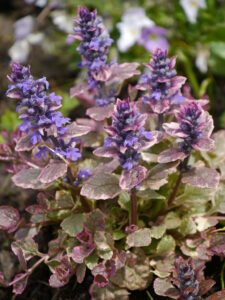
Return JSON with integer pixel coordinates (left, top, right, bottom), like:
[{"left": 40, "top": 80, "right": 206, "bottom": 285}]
[
  {"left": 118, "top": 191, "right": 130, "bottom": 211},
  {"left": 55, "top": 190, "right": 74, "bottom": 208},
  {"left": 156, "top": 235, "right": 175, "bottom": 255},
  {"left": 84, "top": 250, "right": 99, "bottom": 270},
  {"left": 94, "top": 231, "right": 114, "bottom": 260},
  {"left": 0, "top": 110, "right": 21, "bottom": 132},
  {"left": 12, "top": 238, "right": 40, "bottom": 260},
  {"left": 164, "top": 212, "right": 181, "bottom": 229},
  {"left": 112, "top": 231, "right": 126, "bottom": 241},
  {"left": 151, "top": 224, "right": 166, "bottom": 239},
  {"left": 60, "top": 213, "right": 85, "bottom": 237},
  {"left": 178, "top": 217, "right": 197, "bottom": 236}
]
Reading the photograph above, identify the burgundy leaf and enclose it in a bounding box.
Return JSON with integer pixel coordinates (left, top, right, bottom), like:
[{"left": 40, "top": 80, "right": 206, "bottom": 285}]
[
  {"left": 92, "top": 263, "right": 109, "bottom": 288},
  {"left": 119, "top": 165, "right": 147, "bottom": 190},
  {"left": 182, "top": 167, "right": 220, "bottom": 188},
  {"left": 206, "top": 289, "right": 225, "bottom": 300},
  {"left": 158, "top": 148, "right": 188, "bottom": 163},
  {"left": 38, "top": 161, "right": 67, "bottom": 184},
  {"left": 49, "top": 273, "right": 69, "bottom": 288},
  {"left": 0, "top": 206, "right": 20, "bottom": 232},
  {"left": 199, "top": 279, "right": 215, "bottom": 296},
  {"left": 86, "top": 104, "right": 114, "bottom": 121}
]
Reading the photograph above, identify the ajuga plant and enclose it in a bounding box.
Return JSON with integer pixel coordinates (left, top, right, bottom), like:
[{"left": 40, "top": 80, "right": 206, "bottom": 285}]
[{"left": 1, "top": 5, "right": 225, "bottom": 300}]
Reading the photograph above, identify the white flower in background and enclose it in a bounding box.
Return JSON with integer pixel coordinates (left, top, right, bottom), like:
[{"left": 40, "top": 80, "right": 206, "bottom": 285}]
[
  {"left": 195, "top": 47, "right": 210, "bottom": 73},
  {"left": 117, "top": 7, "right": 154, "bottom": 52},
  {"left": 25, "top": 0, "right": 47, "bottom": 8},
  {"left": 9, "top": 15, "right": 43, "bottom": 63},
  {"left": 180, "top": 0, "right": 207, "bottom": 23},
  {"left": 51, "top": 11, "right": 74, "bottom": 34}
]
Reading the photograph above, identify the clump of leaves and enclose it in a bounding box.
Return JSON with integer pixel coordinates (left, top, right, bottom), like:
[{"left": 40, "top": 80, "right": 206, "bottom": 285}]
[{"left": 0, "top": 6, "right": 225, "bottom": 300}]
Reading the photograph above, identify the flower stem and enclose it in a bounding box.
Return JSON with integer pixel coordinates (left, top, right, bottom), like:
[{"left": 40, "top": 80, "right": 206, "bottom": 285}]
[
  {"left": 156, "top": 114, "right": 164, "bottom": 131},
  {"left": 130, "top": 188, "right": 137, "bottom": 225}
]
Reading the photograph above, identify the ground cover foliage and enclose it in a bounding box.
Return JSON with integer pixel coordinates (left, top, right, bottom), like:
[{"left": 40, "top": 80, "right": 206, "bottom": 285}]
[{"left": 0, "top": 3, "right": 225, "bottom": 300}]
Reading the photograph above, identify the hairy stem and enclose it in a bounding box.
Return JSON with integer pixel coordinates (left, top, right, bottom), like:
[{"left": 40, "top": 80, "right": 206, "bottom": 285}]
[
  {"left": 156, "top": 114, "right": 164, "bottom": 131},
  {"left": 130, "top": 188, "right": 137, "bottom": 225}
]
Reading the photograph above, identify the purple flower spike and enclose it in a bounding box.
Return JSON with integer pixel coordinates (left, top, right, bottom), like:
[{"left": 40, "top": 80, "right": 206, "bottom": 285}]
[
  {"left": 71, "top": 6, "right": 114, "bottom": 107},
  {"left": 139, "top": 48, "right": 186, "bottom": 114},
  {"left": 104, "top": 98, "right": 153, "bottom": 170},
  {"left": 174, "top": 257, "right": 200, "bottom": 300},
  {"left": 6, "top": 63, "right": 81, "bottom": 162},
  {"left": 138, "top": 27, "right": 168, "bottom": 53}
]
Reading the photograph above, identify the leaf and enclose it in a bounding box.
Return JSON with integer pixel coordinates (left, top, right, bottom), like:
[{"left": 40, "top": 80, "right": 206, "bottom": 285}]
[
  {"left": 90, "top": 282, "right": 130, "bottom": 300},
  {"left": 76, "top": 263, "right": 86, "bottom": 284},
  {"left": 126, "top": 228, "right": 151, "bottom": 247},
  {"left": 86, "top": 104, "right": 114, "bottom": 121},
  {"left": 153, "top": 278, "right": 179, "bottom": 299},
  {"left": 84, "top": 209, "right": 105, "bottom": 234},
  {"left": 63, "top": 122, "right": 91, "bottom": 138},
  {"left": 95, "top": 231, "right": 114, "bottom": 260},
  {"left": 111, "top": 249, "right": 152, "bottom": 290},
  {"left": 150, "top": 224, "right": 166, "bottom": 239},
  {"left": 93, "top": 146, "right": 118, "bottom": 158},
  {"left": 158, "top": 148, "right": 188, "bottom": 163},
  {"left": 156, "top": 235, "right": 176, "bottom": 255},
  {"left": 178, "top": 217, "right": 197, "bottom": 236},
  {"left": 119, "top": 166, "right": 147, "bottom": 190},
  {"left": 106, "top": 63, "right": 140, "bottom": 86},
  {"left": 182, "top": 167, "right": 220, "bottom": 188},
  {"left": 15, "top": 133, "right": 34, "bottom": 151},
  {"left": 12, "top": 238, "right": 39, "bottom": 261},
  {"left": 12, "top": 168, "right": 50, "bottom": 189},
  {"left": 164, "top": 212, "right": 181, "bottom": 229},
  {"left": 195, "top": 216, "right": 218, "bottom": 231},
  {"left": 81, "top": 172, "right": 121, "bottom": 200},
  {"left": 49, "top": 273, "right": 69, "bottom": 288},
  {"left": 206, "top": 289, "right": 225, "bottom": 300},
  {"left": 61, "top": 213, "right": 85, "bottom": 237},
  {"left": 13, "top": 273, "right": 28, "bottom": 295},
  {"left": 72, "top": 244, "right": 96, "bottom": 264},
  {"left": 38, "top": 161, "right": 67, "bottom": 183},
  {"left": 0, "top": 206, "right": 20, "bottom": 232},
  {"left": 55, "top": 190, "right": 74, "bottom": 208}
]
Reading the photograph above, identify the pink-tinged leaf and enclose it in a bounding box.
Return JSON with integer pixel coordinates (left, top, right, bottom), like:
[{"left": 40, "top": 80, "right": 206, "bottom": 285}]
[
  {"left": 49, "top": 273, "right": 69, "bottom": 288},
  {"left": 12, "top": 273, "right": 28, "bottom": 294},
  {"left": 38, "top": 161, "right": 67, "bottom": 184},
  {"left": 93, "top": 146, "right": 118, "bottom": 158},
  {"left": 208, "top": 233, "right": 225, "bottom": 257},
  {"left": 199, "top": 279, "right": 215, "bottom": 296},
  {"left": 206, "top": 289, "right": 225, "bottom": 300},
  {"left": 12, "top": 168, "right": 50, "bottom": 189},
  {"left": 202, "top": 111, "right": 214, "bottom": 138},
  {"left": 158, "top": 148, "right": 188, "bottom": 163},
  {"left": 76, "top": 263, "right": 86, "bottom": 284},
  {"left": 86, "top": 104, "right": 114, "bottom": 121},
  {"left": 92, "top": 263, "right": 109, "bottom": 288},
  {"left": 182, "top": 167, "right": 220, "bottom": 188},
  {"left": 163, "top": 122, "right": 187, "bottom": 138},
  {"left": 119, "top": 166, "right": 147, "bottom": 190},
  {"left": 192, "top": 137, "right": 215, "bottom": 151},
  {"left": 126, "top": 228, "right": 151, "bottom": 247},
  {"left": 91, "top": 65, "right": 111, "bottom": 82},
  {"left": 168, "top": 76, "right": 187, "bottom": 97},
  {"left": 70, "top": 83, "right": 95, "bottom": 106},
  {"left": 153, "top": 278, "right": 179, "bottom": 299},
  {"left": 81, "top": 172, "right": 121, "bottom": 200},
  {"left": 94, "top": 158, "right": 120, "bottom": 174},
  {"left": 128, "top": 84, "right": 138, "bottom": 101},
  {"left": 63, "top": 122, "right": 91, "bottom": 138},
  {"left": 106, "top": 63, "right": 140, "bottom": 86},
  {"left": 15, "top": 133, "right": 34, "bottom": 151},
  {"left": 72, "top": 244, "right": 96, "bottom": 264},
  {"left": 0, "top": 206, "right": 20, "bottom": 232}
]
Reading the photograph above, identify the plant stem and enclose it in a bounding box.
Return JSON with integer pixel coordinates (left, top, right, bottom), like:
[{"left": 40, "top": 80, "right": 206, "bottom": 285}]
[
  {"left": 130, "top": 188, "right": 137, "bottom": 225},
  {"left": 168, "top": 156, "right": 189, "bottom": 206},
  {"left": 221, "top": 259, "right": 225, "bottom": 290},
  {"left": 157, "top": 114, "right": 164, "bottom": 131}
]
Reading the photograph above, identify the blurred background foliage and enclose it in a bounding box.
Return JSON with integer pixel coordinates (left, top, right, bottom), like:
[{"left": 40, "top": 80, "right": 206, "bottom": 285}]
[{"left": 1, "top": 0, "right": 225, "bottom": 135}]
